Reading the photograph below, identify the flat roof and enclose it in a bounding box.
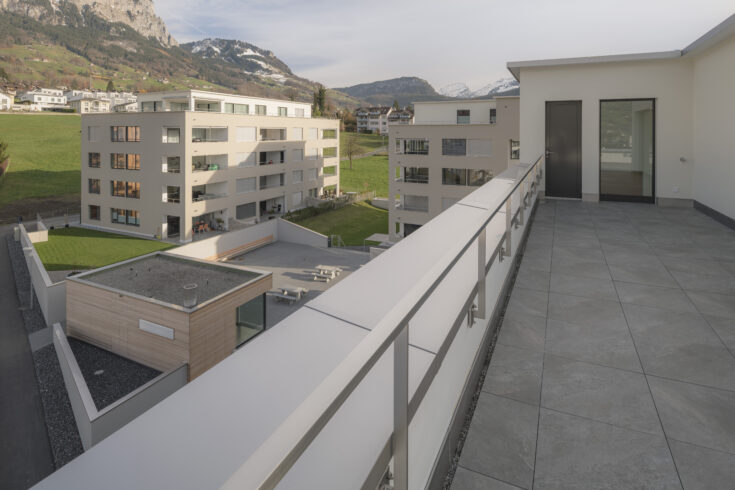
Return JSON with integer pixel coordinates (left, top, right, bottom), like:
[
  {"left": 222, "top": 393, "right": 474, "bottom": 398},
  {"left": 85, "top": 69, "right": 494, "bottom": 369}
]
[
  {"left": 507, "top": 13, "right": 735, "bottom": 80},
  {"left": 137, "top": 89, "right": 311, "bottom": 107},
  {"left": 72, "top": 253, "right": 268, "bottom": 310}
]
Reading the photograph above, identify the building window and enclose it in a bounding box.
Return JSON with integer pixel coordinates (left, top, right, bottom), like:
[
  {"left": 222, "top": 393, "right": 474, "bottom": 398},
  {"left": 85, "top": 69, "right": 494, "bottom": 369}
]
[
  {"left": 236, "top": 202, "right": 256, "bottom": 220},
  {"left": 166, "top": 186, "right": 180, "bottom": 203},
  {"left": 111, "top": 153, "right": 125, "bottom": 169},
  {"left": 126, "top": 154, "right": 140, "bottom": 170},
  {"left": 490, "top": 108, "right": 497, "bottom": 124},
  {"left": 88, "top": 179, "right": 100, "bottom": 194},
  {"left": 467, "top": 139, "right": 492, "bottom": 157},
  {"left": 88, "top": 126, "right": 99, "bottom": 142},
  {"left": 322, "top": 147, "right": 337, "bottom": 158},
  {"left": 236, "top": 177, "right": 256, "bottom": 194},
  {"left": 468, "top": 169, "right": 492, "bottom": 186},
  {"left": 308, "top": 188, "right": 318, "bottom": 198},
  {"left": 442, "top": 168, "right": 468, "bottom": 186},
  {"left": 396, "top": 139, "right": 429, "bottom": 155},
  {"left": 510, "top": 140, "right": 520, "bottom": 160},
  {"left": 254, "top": 104, "right": 266, "bottom": 115},
  {"left": 164, "top": 156, "right": 180, "bottom": 173},
  {"left": 164, "top": 128, "right": 180, "bottom": 143},
  {"left": 126, "top": 210, "right": 140, "bottom": 226},
  {"left": 322, "top": 129, "right": 336, "bottom": 139},
  {"left": 111, "top": 126, "right": 140, "bottom": 142},
  {"left": 292, "top": 149, "right": 304, "bottom": 162},
  {"left": 88, "top": 205, "right": 100, "bottom": 221},
  {"left": 457, "top": 109, "right": 470, "bottom": 124},
  {"left": 307, "top": 168, "right": 318, "bottom": 181},
  {"left": 402, "top": 195, "right": 429, "bottom": 212},
  {"left": 278, "top": 107, "right": 288, "bottom": 117},
  {"left": 236, "top": 294, "right": 266, "bottom": 347},
  {"left": 442, "top": 139, "right": 467, "bottom": 156},
  {"left": 308, "top": 127, "right": 318, "bottom": 140},
  {"left": 404, "top": 167, "right": 429, "bottom": 184},
  {"left": 111, "top": 208, "right": 126, "bottom": 224},
  {"left": 292, "top": 191, "right": 303, "bottom": 207},
  {"left": 111, "top": 180, "right": 126, "bottom": 197},
  {"left": 89, "top": 152, "right": 101, "bottom": 168},
  {"left": 236, "top": 126, "right": 256, "bottom": 142},
  {"left": 225, "top": 103, "right": 249, "bottom": 114},
  {"left": 126, "top": 182, "right": 140, "bottom": 199},
  {"left": 295, "top": 108, "right": 305, "bottom": 118},
  {"left": 292, "top": 170, "right": 303, "bottom": 183}
]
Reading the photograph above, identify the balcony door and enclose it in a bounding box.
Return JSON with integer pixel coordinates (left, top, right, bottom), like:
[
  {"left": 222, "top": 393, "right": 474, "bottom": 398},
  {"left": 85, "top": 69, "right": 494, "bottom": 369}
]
[
  {"left": 545, "top": 101, "right": 582, "bottom": 198},
  {"left": 600, "top": 99, "right": 655, "bottom": 202}
]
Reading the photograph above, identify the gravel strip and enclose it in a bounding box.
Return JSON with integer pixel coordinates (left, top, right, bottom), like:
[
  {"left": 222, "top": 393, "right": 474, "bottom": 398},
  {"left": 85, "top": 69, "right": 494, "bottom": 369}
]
[
  {"left": 32, "top": 344, "right": 84, "bottom": 468},
  {"left": 6, "top": 235, "right": 46, "bottom": 334},
  {"left": 69, "top": 338, "right": 161, "bottom": 410}
]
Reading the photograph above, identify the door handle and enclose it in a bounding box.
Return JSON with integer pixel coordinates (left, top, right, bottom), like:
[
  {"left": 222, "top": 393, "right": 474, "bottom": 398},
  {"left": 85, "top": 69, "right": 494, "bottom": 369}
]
[{"left": 545, "top": 150, "right": 554, "bottom": 159}]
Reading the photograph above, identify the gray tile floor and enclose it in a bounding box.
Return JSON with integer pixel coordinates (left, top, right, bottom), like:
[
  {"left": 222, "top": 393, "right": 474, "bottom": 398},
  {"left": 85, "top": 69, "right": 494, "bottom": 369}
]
[{"left": 454, "top": 200, "right": 735, "bottom": 489}]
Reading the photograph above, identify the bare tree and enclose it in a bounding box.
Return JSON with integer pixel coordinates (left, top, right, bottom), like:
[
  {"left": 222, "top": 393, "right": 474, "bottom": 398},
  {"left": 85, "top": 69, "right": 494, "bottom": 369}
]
[{"left": 345, "top": 133, "right": 359, "bottom": 170}]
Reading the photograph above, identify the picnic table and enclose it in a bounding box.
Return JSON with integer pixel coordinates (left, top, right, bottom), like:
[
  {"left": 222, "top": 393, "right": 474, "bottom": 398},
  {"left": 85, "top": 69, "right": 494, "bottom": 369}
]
[
  {"left": 282, "top": 285, "right": 309, "bottom": 300},
  {"left": 315, "top": 265, "right": 343, "bottom": 278}
]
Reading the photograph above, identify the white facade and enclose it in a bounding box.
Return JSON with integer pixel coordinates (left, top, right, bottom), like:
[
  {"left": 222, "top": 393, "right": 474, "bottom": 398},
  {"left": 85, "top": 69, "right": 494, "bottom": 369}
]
[
  {"left": 0, "top": 92, "right": 13, "bottom": 111},
  {"left": 137, "top": 89, "right": 311, "bottom": 118},
  {"left": 509, "top": 13, "right": 735, "bottom": 221},
  {"left": 413, "top": 99, "right": 497, "bottom": 125},
  {"left": 19, "top": 89, "right": 68, "bottom": 109}
]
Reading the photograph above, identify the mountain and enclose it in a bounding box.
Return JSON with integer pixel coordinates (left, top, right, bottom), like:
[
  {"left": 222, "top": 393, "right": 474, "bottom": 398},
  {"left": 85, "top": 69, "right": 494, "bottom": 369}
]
[
  {"left": 0, "top": 0, "right": 175, "bottom": 46},
  {"left": 333, "top": 76, "right": 453, "bottom": 106},
  {"left": 438, "top": 77, "right": 520, "bottom": 99}
]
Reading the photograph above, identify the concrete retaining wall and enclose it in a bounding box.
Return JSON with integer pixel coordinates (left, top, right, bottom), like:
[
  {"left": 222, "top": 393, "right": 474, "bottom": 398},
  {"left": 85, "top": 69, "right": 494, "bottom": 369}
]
[
  {"left": 18, "top": 223, "right": 66, "bottom": 326},
  {"left": 276, "top": 219, "right": 328, "bottom": 247},
  {"left": 370, "top": 198, "right": 390, "bottom": 210},
  {"left": 52, "top": 324, "right": 188, "bottom": 450}
]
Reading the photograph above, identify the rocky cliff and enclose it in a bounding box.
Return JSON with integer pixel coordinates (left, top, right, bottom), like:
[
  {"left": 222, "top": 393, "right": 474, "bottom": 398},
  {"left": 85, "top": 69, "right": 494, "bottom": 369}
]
[{"left": 0, "top": 0, "right": 176, "bottom": 46}]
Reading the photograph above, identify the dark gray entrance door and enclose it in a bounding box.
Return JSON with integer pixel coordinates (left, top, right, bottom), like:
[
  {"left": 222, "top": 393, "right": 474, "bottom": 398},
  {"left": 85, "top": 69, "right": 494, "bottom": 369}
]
[{"left": 545, "top": 101, "right": 582, "bottom": 198}]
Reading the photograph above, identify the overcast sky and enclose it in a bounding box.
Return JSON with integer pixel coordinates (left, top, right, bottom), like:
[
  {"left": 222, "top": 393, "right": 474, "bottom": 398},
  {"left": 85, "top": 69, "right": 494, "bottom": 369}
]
[{"left": 155, "top": 0, "right": 733, "bottom": 91}]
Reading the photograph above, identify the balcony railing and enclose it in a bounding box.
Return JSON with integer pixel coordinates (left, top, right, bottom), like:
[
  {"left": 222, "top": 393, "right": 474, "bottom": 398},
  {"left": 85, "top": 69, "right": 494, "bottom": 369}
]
[{"left": 222, "top": 155, "right": 543, "bottom": 489}]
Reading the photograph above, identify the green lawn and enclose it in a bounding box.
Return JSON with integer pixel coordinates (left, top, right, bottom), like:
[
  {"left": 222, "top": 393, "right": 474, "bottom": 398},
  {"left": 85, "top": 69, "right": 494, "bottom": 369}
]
[
  {"left": 0, "top": 113, "right": 81, "bottom": 206},
  {"left": 34, "top": 227, "right": 175, "bottom": 271},
  {"left": 340, "top": 155, "right": 389, "bottom": 197},
  {"left": 289, "top": 201, "right": 388, "bottom": 246},
  {"left": 340, "top": 131, "right": 387, "bottom": 157}
]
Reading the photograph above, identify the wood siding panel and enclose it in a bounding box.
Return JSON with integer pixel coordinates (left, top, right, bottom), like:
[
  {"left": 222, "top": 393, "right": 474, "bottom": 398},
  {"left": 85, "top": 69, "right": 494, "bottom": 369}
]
[
  {"left": 188, "top": 276, "right": 272, "bottom": 379},
  {"left": 66, "top": 281, "right": 190, "bottom": 372}
]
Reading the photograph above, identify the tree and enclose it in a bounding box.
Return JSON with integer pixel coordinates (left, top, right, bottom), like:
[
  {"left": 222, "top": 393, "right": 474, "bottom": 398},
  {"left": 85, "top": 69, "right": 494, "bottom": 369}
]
[
  {"left": 284, "top": 87, "right": 298, "bottom": 101},
  {"left": 312, "top": 84, "right": 326, "bottom": 116},
  {"left": 106, "top": 79, "right": 115, "bottom": 92},
  {"left": 392, "top": 99, "right": 400, "bottom": 110},
  {"left": 345, "top": 133, "right": 359, "bottom": 170}
]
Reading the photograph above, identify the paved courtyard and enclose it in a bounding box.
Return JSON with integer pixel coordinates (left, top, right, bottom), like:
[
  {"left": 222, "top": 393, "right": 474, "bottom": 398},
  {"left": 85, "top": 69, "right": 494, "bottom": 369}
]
[
  {"left": 228, "top": 241, "right": 370, "bottom": 326},
  {"left": 453, "top": 199, "right": 735, "bottom": 489}
]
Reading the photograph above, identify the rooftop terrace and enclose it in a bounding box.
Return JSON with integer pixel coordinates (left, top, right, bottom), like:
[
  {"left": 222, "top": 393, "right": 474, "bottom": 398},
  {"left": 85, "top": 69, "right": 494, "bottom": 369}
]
[
  {"left": 453, "top": 199, "right": 735, "bottom": 489},
  {"left": 76, "top": 253, "right": 266, "bottom": 308}
]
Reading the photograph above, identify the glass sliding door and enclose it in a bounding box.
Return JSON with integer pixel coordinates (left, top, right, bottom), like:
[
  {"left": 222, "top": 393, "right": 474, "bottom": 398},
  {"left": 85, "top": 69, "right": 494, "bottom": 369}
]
[
  {"left": 599, "top": 99, "right": 655, "bottom": 202},
  {"left": 235, "top": 294, "right": 266, "bottom": 347}
]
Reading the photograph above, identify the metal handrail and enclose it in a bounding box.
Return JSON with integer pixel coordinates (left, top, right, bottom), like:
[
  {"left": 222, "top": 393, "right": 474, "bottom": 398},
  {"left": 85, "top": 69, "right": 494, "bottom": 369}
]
[{"left": 222, "top": 155, "right": 544, "bottom": 490}]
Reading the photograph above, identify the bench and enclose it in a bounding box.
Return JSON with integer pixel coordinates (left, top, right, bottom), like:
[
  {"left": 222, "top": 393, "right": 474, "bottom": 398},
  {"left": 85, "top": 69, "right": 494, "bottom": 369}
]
[
  {"left": 311, "top": 272, "right": 332, "bottom": 282},
  {"left": 205, "top": 234, "right": 274, "bottom": 261},
  {"left": 266, "top": 290, "right": 298, "bottom": 304}
]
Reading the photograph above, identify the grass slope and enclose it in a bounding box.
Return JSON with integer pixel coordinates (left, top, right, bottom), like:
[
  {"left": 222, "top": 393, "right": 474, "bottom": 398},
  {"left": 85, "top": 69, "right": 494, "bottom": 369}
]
[
  {"left": 289, "top": 201, "right": 387, "bottom": 246},
  {"left": 340, "top": 132, "right": 386, "bottom": 157},
  {"left": 34, "top": 227, "right": 175, "bottom": 270},
  {"left": 0, "top": 113, "right": 81, "bottom": 207},
  {"left": 339, "top": 155, "right": 389, "bottom": 197}
]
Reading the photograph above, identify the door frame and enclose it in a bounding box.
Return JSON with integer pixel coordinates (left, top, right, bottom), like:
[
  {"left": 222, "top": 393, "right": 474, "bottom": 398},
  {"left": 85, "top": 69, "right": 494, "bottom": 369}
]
[
  {"left": 598, "top": 98, "right": 656, "bottom": 203},
  {"left": 545, "top": 100, "right": 582, "bottom": 199}
]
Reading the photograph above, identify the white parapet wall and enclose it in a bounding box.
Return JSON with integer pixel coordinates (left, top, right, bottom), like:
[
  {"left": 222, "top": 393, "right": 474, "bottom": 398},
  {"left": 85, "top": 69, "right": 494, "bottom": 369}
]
[
  {"left": 52, "top": 324, "right": 188, "bottom": 450},
  {"left": 18, "top": 223, "right": 66, "bottom": 326}
]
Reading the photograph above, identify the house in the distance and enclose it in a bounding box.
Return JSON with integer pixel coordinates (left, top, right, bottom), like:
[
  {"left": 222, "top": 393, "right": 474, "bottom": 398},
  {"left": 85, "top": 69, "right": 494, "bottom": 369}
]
[
  {"left": 0, "top": 91, "right": 13, "bottom": 111},
  {"left": 18, "top": 88, "right": 68, "bottom": 111}
]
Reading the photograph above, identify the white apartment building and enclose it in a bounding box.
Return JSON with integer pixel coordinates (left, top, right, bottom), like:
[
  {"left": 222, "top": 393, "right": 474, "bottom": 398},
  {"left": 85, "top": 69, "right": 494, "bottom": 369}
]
[
  {"left": 388, "top": 97, "right": 520, "bottom": 240},
  {"left": 19, "top": 88, "right": 67, "bottom": 110},
  {"left": 0, "top": 92, "right": 13, "bottom": 111},
  {"left": 66, "top": 91, "right": 137, "bottom": 113},
  {"left": 69, "top": 97, "right": 111, "bottom": 114},
  {"left": 80, "top": 90, "right": 339, "bottom": 243},
  {"left": 356, "top": 106, "right": 392, "bottom": 134}
]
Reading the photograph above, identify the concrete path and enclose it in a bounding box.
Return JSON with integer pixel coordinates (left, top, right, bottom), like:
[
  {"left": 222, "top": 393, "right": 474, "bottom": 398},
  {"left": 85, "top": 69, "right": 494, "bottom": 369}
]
[
  {"left": 453, "top": 200, "right": 735, "bottom": 489},
  {"left": 0, "top": 233, "right": 55, "bottom": 489},
  {"left": 339, "top": 146, "right": 387, "bottom": 162}
]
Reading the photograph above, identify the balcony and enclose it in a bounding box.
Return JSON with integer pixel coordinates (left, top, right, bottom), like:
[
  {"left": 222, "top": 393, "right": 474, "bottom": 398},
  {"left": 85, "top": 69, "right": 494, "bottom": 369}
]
[
  {"left": 259, "top": 128, "right": 286, "bottom": 141},
  {"left": 192, "top": 127, "right": 227, "bottom": 143},
  {"left": 259, "top": 173, "right": 285, "bottom": 190},
  {"left": 192, "top": 154, "right": 227, "bottom": 172},
  {"left": 192, "top": 183, "right": 228, "bottom": 202}
]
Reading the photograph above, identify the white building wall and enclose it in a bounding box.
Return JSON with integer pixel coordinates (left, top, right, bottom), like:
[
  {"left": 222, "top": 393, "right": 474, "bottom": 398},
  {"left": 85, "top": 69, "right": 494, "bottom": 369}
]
[
  {"left": 414, "top": 100, "right": 495, "bottom": 125},
  {"left": 517, "top": 58, "right": 694, "bottom": 202},
  {"left": 691, "top": 35, "right": 735, "bottom": 219}
]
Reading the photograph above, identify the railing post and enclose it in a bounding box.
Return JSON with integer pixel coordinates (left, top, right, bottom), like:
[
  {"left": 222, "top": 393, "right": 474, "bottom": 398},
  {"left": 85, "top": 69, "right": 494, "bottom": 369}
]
[
  {"left": 393, "top": 324, "right": 409, "bottom": 490},
  {"left": 504, "top": 198, "right": 512, "bottom": 257},
  {"left": 519, "top": 181, "right": 525, "bottom": 226},
  {"left": 477, "top": 228, "right": 486, "bottom": 319}
]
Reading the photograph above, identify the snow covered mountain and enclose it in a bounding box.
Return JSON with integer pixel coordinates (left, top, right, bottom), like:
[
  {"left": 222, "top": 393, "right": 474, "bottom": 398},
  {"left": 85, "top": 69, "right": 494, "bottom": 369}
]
[{"left": 438, "top": 77, "right": 519, "bottom": 99}]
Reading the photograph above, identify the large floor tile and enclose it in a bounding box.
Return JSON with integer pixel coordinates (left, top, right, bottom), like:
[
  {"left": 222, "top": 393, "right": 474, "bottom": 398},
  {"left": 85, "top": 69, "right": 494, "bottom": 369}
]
[
  {"left": 505, "top": 287, "right": 548, "bottom": 319},
  {"left": 547, "top": 293, "right": 627, "bottom": 329},
  {"left": 704, "top": 314, "right": 735, "bottom": 353},
  {"left": 668, "top": 440, "right": 735, "bottom": 490},
  {"left": 497, "top": 310, "right": 547, "bottom": 352},
  {"left": 670, "top": 269, "right": 735, "bottom": 294},
  {"left": 686, "top": 291, "right": 735, "bottom": 319},
  {"left": 483, "top": 344, "right": 543, "bottom": 406},
  {"left": 534, "top": 409, "right": 681, "bottom": 490},
  {"left": 658, "top": 256, "right": 731, "bottom": 277},
  {"left": 459, "top": 394, "right": 538, "bottom": 490},
  {"left": 552, "top": 244, "right": 606, "bottom": 263},
  {"left": 452, "top": 466, "right": 523, "bottom": 490},
  {"left": 514, "top": 265, "right": 550, "bottom": 292},
  {"left": 549, "top": 273, "right": 618, "bottom": 301},
  {"left": 615, "top": 282, "right": 697, "bottom": 313},
  {"left": 608, "top": 262, "right": 679, "bottom": 287},
  {"left": 545, "top": 318, "right": 642, "bottom": 372},
  {"left": 624, "top": 304, "right": 735, "bottom": 391},
  {"left": 600, "top": 239, "right": 654, "bottom": 257},
  {"left": 552, "top": 234, "right": 601, "bottom": 250},
  {"left": 649, "top": 376, "right": 735, "bottom": 454},
  {"left": 521, "top": 248, "right": 552, "bottom": 273},
  {"left": 541, "top": 355, "right": 662, "bottom": 435}
]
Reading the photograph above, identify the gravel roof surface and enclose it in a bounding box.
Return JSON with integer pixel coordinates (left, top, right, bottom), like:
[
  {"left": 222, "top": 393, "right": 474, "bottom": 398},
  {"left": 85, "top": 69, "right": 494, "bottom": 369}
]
[
  {"left": 80, "top": 254, "right": 264, "bottom": 307},
  {"left": 6, "top": 235, "right": 46, "bottom": 333}
]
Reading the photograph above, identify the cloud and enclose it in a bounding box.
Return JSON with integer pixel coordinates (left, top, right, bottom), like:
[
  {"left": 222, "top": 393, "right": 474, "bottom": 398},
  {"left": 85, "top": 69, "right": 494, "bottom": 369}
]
[{"left": 154, "top": 0, "right": 734, "bottom": 90}]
